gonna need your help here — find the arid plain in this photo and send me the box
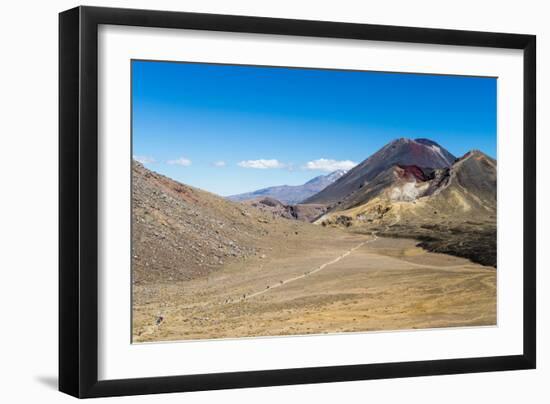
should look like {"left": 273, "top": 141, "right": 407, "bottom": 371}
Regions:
{"left": 133, "top": 231, "right": 495, "bottom": 342}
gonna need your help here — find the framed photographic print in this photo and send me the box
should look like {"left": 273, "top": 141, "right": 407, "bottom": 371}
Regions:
{"left": 59, "top": 6, "right": 536, "bottom": 398}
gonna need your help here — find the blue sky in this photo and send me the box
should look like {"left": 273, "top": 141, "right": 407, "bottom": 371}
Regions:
{"left": 132, "top": 60, "right": 496, "bottom": 196}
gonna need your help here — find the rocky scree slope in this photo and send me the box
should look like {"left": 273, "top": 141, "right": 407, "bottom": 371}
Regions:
{"left": 132, "top": 161, "right": 318, "bottom": 284}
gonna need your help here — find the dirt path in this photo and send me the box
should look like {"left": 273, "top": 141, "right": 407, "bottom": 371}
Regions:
{"left": 240, "top": 234, "right": 379, "bottom": 301}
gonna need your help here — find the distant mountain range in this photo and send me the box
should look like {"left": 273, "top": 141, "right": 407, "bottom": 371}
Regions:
{"left": 227, "top": 170, "right": 346, "bottom": 204}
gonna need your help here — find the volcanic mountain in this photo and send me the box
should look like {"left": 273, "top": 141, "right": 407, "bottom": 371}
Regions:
{"left": 228, "top": 170, "right": 346, "bottom": 205}
{"left": 305, "top": 138, "right": 456, "bottom": 205}
{"left": 317, "top": 150, "right": 497, "bottom": 266}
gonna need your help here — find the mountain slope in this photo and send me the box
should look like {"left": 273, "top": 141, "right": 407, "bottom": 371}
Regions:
{"left": 317, "top": 151, "right": 497, "bottom": 266}
{"left": 241, "top": 197, "right": 328, "bottom": 222}
{"left": 228, "top": 170, "right": 346, "bottom": 204}
{"left": 132, "top": 161, "right": 327, "bottom": 283}
{"left": 305, "top": 138, "right": 456, "bottom": 205}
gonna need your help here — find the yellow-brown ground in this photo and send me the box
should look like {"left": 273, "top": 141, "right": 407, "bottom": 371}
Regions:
{"left": 133, "top": 233, "right": 496, "bottom": 342}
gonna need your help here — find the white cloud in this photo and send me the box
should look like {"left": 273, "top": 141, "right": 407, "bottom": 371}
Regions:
{"left": 133, "top": 155, "right": 155, "bottom": 164}
{"left": 237, "top": 159, "right": 286, "bottom": 169}
{"left": 167, "top": 157, "right": 192, "bottom": 166}
{"left": 212, "top": 160, "right": 226, "bottom": 167}
{"left": 303, "top": 158, "right": 357, "bottom": 172}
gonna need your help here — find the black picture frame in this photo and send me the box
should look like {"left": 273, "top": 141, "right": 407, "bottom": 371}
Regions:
{"left": 59, "top": 5, "right": 536, "bottom": 398}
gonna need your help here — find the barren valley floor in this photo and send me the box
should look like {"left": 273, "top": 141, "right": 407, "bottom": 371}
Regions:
{"left": 132, "top": 232, "right": 496, "bottom": 342}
